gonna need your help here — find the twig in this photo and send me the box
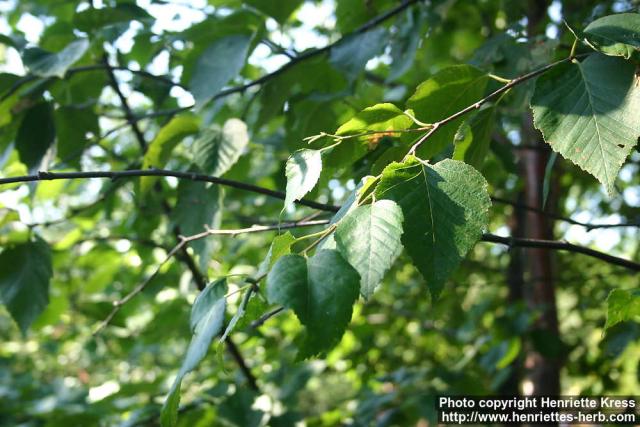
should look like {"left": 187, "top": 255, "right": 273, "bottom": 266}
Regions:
{"left": 0, "top": 169, "right": 340, "bottom": 213}
{"left": 491, "top": 196, "right": 638, "bottom": 230}
{"left": 481, "top": 233, "right": 640, "bottom": 272}
{"left": 103, "top": 55, "right": 148, "bottom": 152}
{"left": 93, "top": 219, "right": 330, "bottom": 334}
{"left": 250, "top": 306, "right": 285, "bottom": 329}
{"left": 406, "top": 55, "right": 584, "bottom": 155}
{"left": 0, "top": 64, "right": 186, "bottom": 103}
{"left": 129, "top": 0, "right": 422, "bottom": 121}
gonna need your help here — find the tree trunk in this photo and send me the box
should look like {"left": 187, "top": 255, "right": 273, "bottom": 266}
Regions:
{"left": 521, "top": 112, "right": 560, "bottom": 396}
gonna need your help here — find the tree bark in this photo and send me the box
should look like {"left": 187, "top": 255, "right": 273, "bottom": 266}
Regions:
{"left": 521, "top": 111, "right": 560, "bottom": 396}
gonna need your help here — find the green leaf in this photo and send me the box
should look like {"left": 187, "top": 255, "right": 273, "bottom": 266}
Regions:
{"left": 0, "top": 237, "right": 52, "bottom": 334}
{"left": 326, "top": 103, "right": 413, "bottom": 169}
{"left": 245, "top": 0, "right": 303, "bottom": 24}
{"left": 284, "top": 149, "right": 322, "bottom": 209}
{"left": 193, "top": 118, "right": 249, "bottom": 176}
{"left": 452, "top": 106, "right": 496, "bottom": 169}
{"left": 55, "top": 105, "right": 99, "bottom": 167}
{"left": 172, "top": 181, "right": 223, "bottom": 269}
{"left": 388, "top": 8, "right": 425, "bottom": 81}
{"left": 161, "top": 279, "right": 228, "bottom": 427}
{"left": 141, "top": 114, "right": 200, "bottom": 194}
{"left": 190, "top": 35, "right": 252, "bottom": 107}
{"left": 335, "top": 200, "right": 404, "bottom": 299}
{"left": 605, "top": 289, "right": 640, "bottom": 330}
{"left": 330, "top": 27, "right": 387, "bottom": 79}
{"left": 583, "top": 13, "right": 640, "bottom": 59}
{"left": 375, "top": 156, "right": 491, "bottom": 297}
{"left": 74, "top": 4, "right": 152, "bottom": 32}
{"left": 531, "top": 54, "right": 640, "bottom": 194}
{"left": 219, "top": 286, "right": 252, "bottom": 342}
{"left": 16, "top": 102, "right": 55, "bottom": 171}
{"left": 22, "top": 39, "right": 89, "bottom": 78}
{"left": 406, "top": 65, "right": 488, "bottom": 159}
{"left": 256, "top": 231, "right": 297, "bottom": 277}
{"left": 266, "top": 250, "right": 360, "bottom": 357}
{"left": 336, "top": 103, "right": 413, "bottom": 141}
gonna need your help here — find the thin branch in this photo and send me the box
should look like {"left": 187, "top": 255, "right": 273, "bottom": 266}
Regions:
{"left": 0, "top": 169, "right": 340, "bottom": 213}
{"left": 103, "top": 55, "right": 148, "bottom": 152}
{"left": 0, "top": 64, "right": 185, "bottom": 103}
{"left": 250, "top": 306, "right": 285, "bottom": 329}
{"left": 129, "top": 0, "right": 422, "bottom": 121}
{"left": 182, "top": 219, "right": 329, "bottom": 241}
{"left": 491, "top": 196, "right": 638, "bottom": 230}
{"left": 481, "top": 233, "right": 640, "bottom": 272}
{"left": 224, "top": 337, "right": 259, "bottom": 392}
{"left": 407, "top": 55, "right": 582, "bottom": 155}
{"left": 93, "top": 219, "right": 330, "bottom": 334}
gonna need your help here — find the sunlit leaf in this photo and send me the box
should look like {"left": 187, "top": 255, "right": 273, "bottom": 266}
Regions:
{"left": 284, "top": 149, "right": 322, "bottom": 209}
{"left": 531, "top": 53, "right": 640, "bottom": 194}
{"left": 335, "top": 200, "right": 404, "bottom": 299}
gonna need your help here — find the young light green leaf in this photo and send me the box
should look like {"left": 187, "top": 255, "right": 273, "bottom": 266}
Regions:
{"left": 172, "top": 181, "right": 223, "bottom": 270}
{"left": 325, "top": 103, "right": 413, "bottom": 169}
{"left": 284, "top": 149, "right": 322, "bottom": 209}
{"left": 16, "top": 102, "right": 55, "bottom": 172}
{"left": 335, "top": 200, "right": 404, "bottom": 299}
{"left": 266, "top": 250, "right": 360, "bottom": 358}
{"left": 406, "top": 65, "right": 488, "bottom": 159}
{"left": 0, "top": 237, "right": 52, "bottom": 335}
{"left": 161, "top": 279, "right": 227, "bottom": 427}
{"left": 375, "top": 156, "right": 491, "bottom": 298}
{"left": 193, "top": 118, "right": 249, "bottom": 176}
{"left": 22, "top": 39, "right": 89, "bottom": 78}
{"left": 605, "top": 289, "right": 640, "bottom": 330}
{"left": 452, "top": 106, "right": 496, "bottom": 169}
{"left": 190, "top": 35, "right": 252, "bottom": 107}
{"left": 256, "top": 231, "right": 297, "bottom": 277}
{"left": 330, "top": 27, "right": 386, "bottom": 79}
{"left": 141, "top": 113, "right": 200, "bottom": 194}
{"left": 583, "top": 13, "right": 640, "bottom": 59}
{"left": 531, "top": 54, "right": 640, "bottom": 195}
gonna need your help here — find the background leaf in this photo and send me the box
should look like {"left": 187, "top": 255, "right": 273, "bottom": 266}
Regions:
{"left": 0, "top": 236, "right": 52, "bottom": 334}
{"left": 330, "top": 28, "right": 387, "bottom": 79}
{"left": 141, "top": 114, "right": 200, "bottom": 193}
{"left": 16, "top": 101, "right": 55, "bottom": 171}
{"left": 190, "top": 35, "right": 252, "bottom": 107}
{"left": 172, "top": 181, "right": 223, "bottom": 269}
{"left": 22, "top": 39, "right": 89, "bottom": 78}
{"left": 162, "top": 279, "right": 228, "bottom": 427}
{"left": 193, "top": 118, "right": 249, "bottom": 176}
